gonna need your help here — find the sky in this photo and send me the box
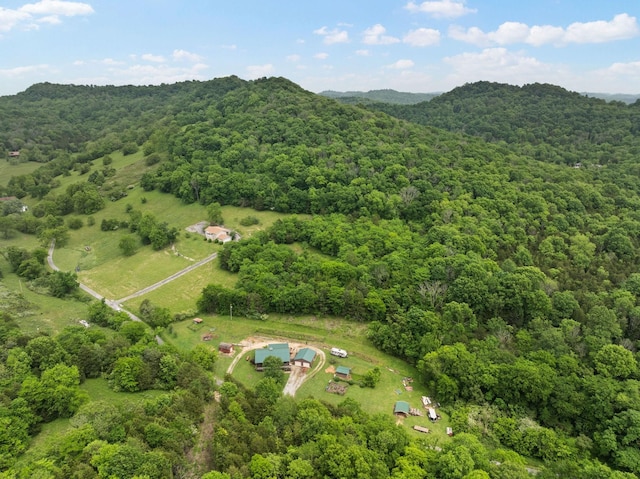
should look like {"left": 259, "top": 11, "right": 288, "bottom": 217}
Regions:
{"left": 1, "top": 0, "right": 639, "bottom": 97}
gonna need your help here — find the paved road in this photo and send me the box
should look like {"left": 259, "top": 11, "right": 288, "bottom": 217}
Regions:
{"left": 49, "top": 240, "right": 218, "bottom": 345}
{"left": 115, "top": 251, "right": 218, "bottom": 303}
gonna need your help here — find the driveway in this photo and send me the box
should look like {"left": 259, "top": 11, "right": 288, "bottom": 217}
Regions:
{"left": 228, "top": 337, "right": 326, "bottom": 397}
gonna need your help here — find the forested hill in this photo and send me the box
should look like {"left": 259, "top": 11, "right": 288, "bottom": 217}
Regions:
{"left": 320, "top": 88, "right": 439, "bottom": 104}
{"left": 0, "top": 77, "right": 246, "bottom": 159}
{"left": 6, "top": 77, "right": 640, "bottom": 476}
{"left": 365, "top": 81, "right": 640, "bottom": 166}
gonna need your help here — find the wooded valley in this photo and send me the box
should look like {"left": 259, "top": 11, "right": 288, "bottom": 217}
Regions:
{"left": 1, "top": 77, "right": 640, "bottom": 478}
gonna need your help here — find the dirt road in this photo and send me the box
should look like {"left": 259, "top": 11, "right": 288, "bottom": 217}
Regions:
{"left": 228, "top": 337, "right": 326, "bottom": 397}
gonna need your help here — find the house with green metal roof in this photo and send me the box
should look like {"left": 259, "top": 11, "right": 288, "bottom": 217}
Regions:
{"left": 254, "top": 343, "right": 291, "bottom": 370}
{"left": 394, "top": 401, "right": 410, "bottom": 417}
{"left": 335, "top": 365, "right": 351, "bottom": 379}
{"left": 293, "top": 348, "right": 316, "bottom": 367}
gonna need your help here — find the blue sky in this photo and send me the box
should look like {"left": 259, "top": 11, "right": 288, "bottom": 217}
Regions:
{"left": 1, "top": 0, "right": 639, "bottom": 96}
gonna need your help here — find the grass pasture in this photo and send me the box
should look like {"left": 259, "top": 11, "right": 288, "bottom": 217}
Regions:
{"left": 0, "top": 159, "right": 40, "bottom": 187}
{"left": 162, "top": 313, "right": 452, "bottom": 441}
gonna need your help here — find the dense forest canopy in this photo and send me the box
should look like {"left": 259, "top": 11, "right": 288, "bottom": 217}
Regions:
{"left": 2, "top": 76, "right": 640, "bottom": 477}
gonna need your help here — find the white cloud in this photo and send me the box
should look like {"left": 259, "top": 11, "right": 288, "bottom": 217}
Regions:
{"left": 141, "top": 53, "right": 165, "bottom": 63}
{"left": 0, "top": 8, "right": 32, "bottom": 32}
{"left": 100, "top": 58, "right": 124, "bottom": 65}
{"left": 605, "top": 60, "right": 640, "bottom": 75}
{"left": 286, "top": 54, "right": 301, "bottom": 62}
{"left": 0, "top": 1, "right": 92, "bottom": 33}
{"left": 314, "top": 25, "right": 349, "bottom": 44}
{"left": 38, "top": 14, "right": 61, "bottom": 24}
{"left": 0, "top": 63, "right": 51, "bottom": 77}
{"left": 388, "top": 59, "right": 415, "bottom": 69}
{"left": 362, "top": 24, "right": 400, "bottom": 45}
{"left": 443, "top": 47, "right": 565, "bottom": 86}
{"left": 355, "top": 49, "right": 370, "bottom": 56}
{"left": 405, "top": 0, "right": 476, "bottom": 19}
{"left": 565, "top": 13, "right": 639, "bottom": 43}
{"left": 19, "top": 0, "right": 93, "bottom": 16}
{"left": 450, "top": 13, "right": 639, "bottom": 46}
{"left": 246, "top": 64, "right": 274, "bottom": 79}
{"left": 221, "top": 44, "right": 237, "bottom": 50}
{"left": 403, "top": 28, "right": 440, "bottom": 46}
{"left": 314, "top": 52, "right": 329, "bottom": 60}
{"left": 172, "top": 49, "right": 203, "bottom": 63}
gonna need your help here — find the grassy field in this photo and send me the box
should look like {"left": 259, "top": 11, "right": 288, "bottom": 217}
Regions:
{"left": 0, "top": 159, "right": 40, "bottom": 187}
{"left": 162, "top": 313, "right": 452, "bottom": 441}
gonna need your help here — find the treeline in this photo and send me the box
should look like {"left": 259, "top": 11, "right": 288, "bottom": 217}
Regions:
{"left": 196, "top": 378, "right": 632, "bottom": 479}
{"left": 0, "top": 303, "right": 216, "bottom": 475}
{"left": 366, "top": 81, "right": 640, "bottom": 168}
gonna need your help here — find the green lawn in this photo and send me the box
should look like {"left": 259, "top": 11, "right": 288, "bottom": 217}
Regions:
{"left": 124, "top": 257, "right": 238, "bottom": 314}
{"left": 0, "top": 159, "right": 40, "bottom": 187}
{"left": 161, "top": 313, "right": 452, "bottom": 442}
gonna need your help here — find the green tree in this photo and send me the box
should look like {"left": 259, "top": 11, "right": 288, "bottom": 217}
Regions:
{"left": 207, "top": 202, "right": 224, "bottom": 225}
{"left": 109, "top": 356, "right": 151, "bottom": 392}
{"left": 118, "top": 234, "right": 139, "bottom": 256}
{"left": 594, "top": 344, "right": 637, "bottom": 379}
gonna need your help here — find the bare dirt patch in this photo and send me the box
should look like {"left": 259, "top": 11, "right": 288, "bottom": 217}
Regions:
{"left": 325, "top": 365, "right": 336, "bottom": 374}
{"left": 227, "top": 336, "right": 326, "bottom": 397}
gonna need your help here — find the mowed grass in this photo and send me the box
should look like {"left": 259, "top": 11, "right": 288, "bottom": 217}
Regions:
{"left": 161, "top": 313, "right": 452, "bottom": 441}
{"left": 0, "top": 160, "right": 40, "bottom": 187}
{"left": 124, "top": 257, "right": 237, "bottom": 314}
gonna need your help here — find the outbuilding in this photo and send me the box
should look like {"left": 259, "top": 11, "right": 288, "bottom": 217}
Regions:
{"left": 293, "top": 347, "right": 316, "bottom": 368}
{"left": 218, "top": 342, "right": 234, "bottom": 354}
{"left": 394, "top": 401, "right": 410, "bottom": 417}
{"left": 335, "top": 365, "right": 352, "bottom": 380}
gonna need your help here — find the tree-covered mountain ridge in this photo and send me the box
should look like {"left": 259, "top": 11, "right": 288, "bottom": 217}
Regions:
{"left": 362, "top": 81, "right": 640, "bottom": 168}
{"left": 5, "top": 76, "right": 640, "bottom": 476}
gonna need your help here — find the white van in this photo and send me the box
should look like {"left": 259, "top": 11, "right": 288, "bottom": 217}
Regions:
{"left": 330, "top": 347, "right": 348, "bottom": 358}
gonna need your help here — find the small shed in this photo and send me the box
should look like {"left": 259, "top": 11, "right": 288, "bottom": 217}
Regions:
{"left": 193, "top": 317, "right": 203, "bottom": 324}
{"left": 218, "top": 342, "right": 234, "bottom": 354}
{"left": 335, "top": 365, "right": 352, "bottom": 380}
{"left": 394, "top": 401, "right": 410, "bottom": 417}
{"left": 413, "top": 425, "right": 430, "bottom": 434}
{"left": 8, "top": 151, "right": 20, "bottom": 158}
{"left": 293, "top": 347, "right": 316, "bottom": 367}
{"left": 446, "top": 427, "right": 454, "bottom": 437}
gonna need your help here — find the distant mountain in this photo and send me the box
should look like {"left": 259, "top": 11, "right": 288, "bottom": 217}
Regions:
{"left": 582, "top": 92, "right": 640, "bottom": 104}
{"left": 320, "top": 88, "right": 440, "bottom": 105}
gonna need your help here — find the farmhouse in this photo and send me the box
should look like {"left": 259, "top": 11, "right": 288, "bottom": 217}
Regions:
{"left": 254, "top": 343, "right": 291, "bottom": 371}
{"left": 293, "top": 347, "right": 316, "bottom": 368}
{"left": 205, "top": 225, "right": 232, "bottom": 243}
{"left": 335, "top": 365, "right": 351, "bottom": 380}
{"left": 394, "top": 401, "right": 410, "bottom": 417}
{"left": 0, "top": 196, "right": 28, "bottom": 212}
{"left": 218, "top": 342, "right": 234, "bottom": 354}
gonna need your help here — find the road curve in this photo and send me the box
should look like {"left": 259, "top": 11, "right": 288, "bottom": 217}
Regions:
{"left": 48, "top": 240, "right": 217, "bottom": 345}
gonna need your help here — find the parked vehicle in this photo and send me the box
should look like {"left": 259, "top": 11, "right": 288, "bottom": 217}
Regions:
{"left": 330, "top": 347, "right": 348, "bottom": 358}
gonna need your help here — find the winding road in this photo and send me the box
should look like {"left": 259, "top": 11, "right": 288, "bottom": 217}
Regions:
{"left": 47, "top": 240, "right": 218, "bottom": 344}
